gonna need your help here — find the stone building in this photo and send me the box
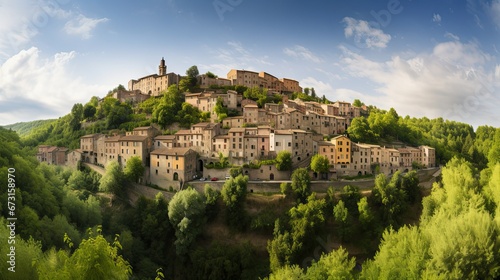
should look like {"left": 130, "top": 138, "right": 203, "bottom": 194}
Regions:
{"left": 128, "top": 58, "right": 180, "bottom": 96}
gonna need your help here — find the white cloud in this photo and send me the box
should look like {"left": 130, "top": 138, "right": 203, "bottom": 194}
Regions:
{"left": 338, "top": 42, "right": 500, "bottom": 127}
{"left": 444, "top": 32, "right": 460, "bottom": 41}
{"left": 283, "top": 45, "right": 322, "bottom": 63}
{"left": 485, "top": 0, "right": 500, "bottom": 28}
{"left": 433, "top": 13, "right": 442, "bottom": 23}
{"left": 495, "top": 64, "right": 500, "bottom": 78}
{"left": 300, "top": 77, "right": 334, "bottom": 94}
{"left": 0, "top": 48, "right": 109, "bottom": 125}
{"left": 64, "top": 14, "right": 109, "bottom": 39}
{"left": 342, "top": 17, "right": 391, "bottom": 49}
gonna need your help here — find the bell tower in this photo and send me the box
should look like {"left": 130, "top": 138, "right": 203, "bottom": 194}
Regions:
{"left": 159, "top": 57, "right": 166, "bottom": 75}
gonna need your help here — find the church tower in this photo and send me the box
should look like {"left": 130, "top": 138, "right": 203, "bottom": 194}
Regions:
{"left": 159, "top": 57, "right": 166, "bottom": 76}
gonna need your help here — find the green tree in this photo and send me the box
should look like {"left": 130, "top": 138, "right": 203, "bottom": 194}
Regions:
{"left": 358, "top": 197, "right": 374, "bottom": 229}
{"left": 221, "top": 175, "right": 249, "bottom": 229}
{"left": 205, "top": 71, "right": 217, "bottom": 78}
{"left": 353, "top": 99, "right": 364, "bottom": 107}
{"left": 168, "top": 188, "right": 206, "bottom": 255}
{"left": 99, "top": 161, "right": 126, "bottom": 196}
{"left": 82, "top": 104, "right": 96, "bottom": 121}
{"left": 347, "top": 117, "right": 375, "bottom": 143}
{"left": 124, "top": 156, "right": 145, "bottom": 183}
{"left": 371, "top": 172, "right": 408, "bottom": 226}
{"left": 70, "top": 103, "right": 83, "bottom": 131}
{"left": 306, "top": 247, "right": 356, "bottom": 280}
{"left": 269, "top": 265, "right": 306, "bottom": 280}
{"left": 290, "top": 168, "right": 311, "bottom": 203}
{"left": 333, "top": 200, "right": 350, "bottom": 241}
{"left": 310, "top": 154, "right": 329, "bottom": 179}
{"left": 275, "top": 150, "right": 292, "bottom": 171}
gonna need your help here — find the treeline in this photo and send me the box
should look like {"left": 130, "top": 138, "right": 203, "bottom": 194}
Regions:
{"left": 347, "top": 107, "right": 500, "bottom": 167}
{"left": 268, "top": 158, "right": 500, "bottom": 279}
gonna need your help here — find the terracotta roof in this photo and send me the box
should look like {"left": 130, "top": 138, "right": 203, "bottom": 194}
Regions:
{"left": 151, "top": 147, "right": 193, "bottom": 156}
{"left": 228, "top": 127, "right": 246, "bottom": 132}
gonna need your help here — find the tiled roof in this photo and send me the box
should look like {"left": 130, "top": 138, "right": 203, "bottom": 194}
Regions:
{"left": 151, "top": 147, "right": 193, "bottom": 156}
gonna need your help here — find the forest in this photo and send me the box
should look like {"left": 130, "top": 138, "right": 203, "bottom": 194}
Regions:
{"left": 1, "top": 82, "right": 500, "bottom": 278}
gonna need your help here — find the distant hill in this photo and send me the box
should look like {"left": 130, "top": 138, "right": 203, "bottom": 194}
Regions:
{"left": 2, "top": 119, "right": 57, "bottom": 138}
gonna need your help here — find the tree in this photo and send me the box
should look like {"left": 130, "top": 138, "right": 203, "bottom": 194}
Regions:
{"left": 70, "top": 103, "right": 83, "bottom": 131}
{"left": 371, "top": 172, "right": 408, "bottom": 226}
{"left": 310, "top": 87, "right": 316, "bottom": 98}
{"left": 82, "top": 104, "right": 96, "bottom": 121}
{"left": 168, "top": 188, "right": 206, "bottom": 255}
{"left": 205, "top": 71, "right": 217, "bottom": 78}
{"left": 186, "top": 65, "right": 199, "bottom": 79}
{"left": 290, "top": 168, "right": 311, "bottom": 203}
{"left": 275, "top": 151, "right": 292, "bottom": 171}
{"left": 41, "top": 229, "right": 132, "bottom": 280}
{"left": 106, "top": 103, "right": 133, "bottom": 129}
{"left": 221, "top": 175, "right": 249, "bottom": 229}
{"left": 353, "top": 99, "right": 364, "bottom": 107}
{"left": 306, "top": 247, "right": 356, "bottom": 280}
{"left": 358, "top": 197, "right": 374, "bottom": 228}
{"left": 303, "top": 88, "right": 310, "bottom": 95}
{"left": 99, "top": 161, "right": 126, "bottom": 196}
{"left": 310, "top": 154, "right": 329, "bottom": 179}
{"left": 333, "top": 200, "right": 350, "bottom": 241}
{"left": 124, "top": 156, "right": 145, "bottom": 183}
{"left": 347, "top": 117, "right": 375, "bottom": 143}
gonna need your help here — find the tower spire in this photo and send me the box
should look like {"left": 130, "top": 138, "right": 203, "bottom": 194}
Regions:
{"left": 159, "top": 57, "right": 166, "bottom": 75}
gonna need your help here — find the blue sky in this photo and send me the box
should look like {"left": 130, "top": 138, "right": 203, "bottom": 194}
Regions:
{"left": 1, "top": 0, "right": 499, "bottom": 128}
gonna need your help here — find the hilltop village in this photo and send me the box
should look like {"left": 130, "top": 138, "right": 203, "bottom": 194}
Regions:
{"left": 37, "top": 58, "right": 435, "bottom": 188}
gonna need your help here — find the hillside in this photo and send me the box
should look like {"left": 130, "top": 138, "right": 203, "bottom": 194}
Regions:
{"left": 2, "top": 119, "right": 56, "bottom": 138}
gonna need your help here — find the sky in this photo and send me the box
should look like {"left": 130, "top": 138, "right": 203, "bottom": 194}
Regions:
{"left": 0, "top": 0, "right": 499, "bottom": 128}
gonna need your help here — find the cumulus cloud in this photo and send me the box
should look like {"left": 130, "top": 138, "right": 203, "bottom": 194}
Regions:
{"left": 300, "top": 77, "right": 334, "bottom": 94}
{"left": 433, "top": 13, "right": 442, "bottom": 23}
{"left": 283, "top": 45, "right": 322, "bottom": 63}
{"left": 0, "top": 48, "right": 109, "bottom": 125}
{"left": 342, "top": 17, "right": 391, "bottom": 49}
{"left": 338, "top": 41, "right": 500, "bottom": 127}
{"left": 64, "top": 14, "right": 109, "bottom": 39}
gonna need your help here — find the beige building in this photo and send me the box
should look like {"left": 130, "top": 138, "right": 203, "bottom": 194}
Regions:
{"left": 112, "top": 89, "right": 150, "bottom": 104}
{"left": 104, "top": 135, "right": 122, "bottom": 164}
{"left": 80, "top": 133, "right": 103, "bottom": 164}
{"left": 198, "top": 74, "right": 231, "bottom": 88}
{"left": 67, "top": 149, "right": 83, "bottom": 168}
{"left": 259, "top": 72, "right": 285, "bottom": 92}
{"left": 318, "top": 141, "right": 336, "bottom": 166}
{"left": 420, "top": 145, "right": 436, "bottom": 167}
{"left": 36, "top": 145, "right": 68, "bottom": 165}
{"left": 352, "top": 143, "right": 372, "bottom": 175}
{"left": 119, "top": 135, "right": 150, "bottom": 167}
{"left": 227, "top": 69, "right": 263, "bottom": 88}
{"left": 280, "top": 78, "right": 302, "bottom": 93}
{"left": 150, "top": 147, "right": 197, "bottom": 187}
{"left": 128, "top": 58, "right": 180, "bottom": 97}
